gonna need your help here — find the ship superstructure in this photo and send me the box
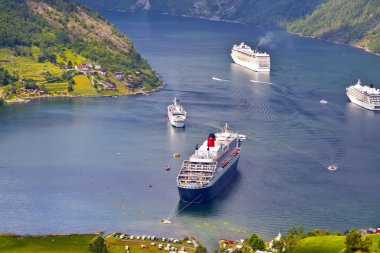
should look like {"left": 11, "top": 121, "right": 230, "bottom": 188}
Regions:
{"left": 167, "top": 97, "right": 187, "bottom": 127}
{"left": 177, "top": 123, "right": 245, "bottom": 203}
{"left": 346, "top": 80, "right": 380, "bottom": 111}
{"left": 231, "top": 42, "right": 270, "bottom": 72}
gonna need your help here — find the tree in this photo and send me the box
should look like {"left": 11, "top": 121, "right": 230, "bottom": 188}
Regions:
{"left": 88, "top": 234, "right": 107, "bottom": 253}
{"left": 40, "top": 84, "right": 47, "bottom": 93}
{"left": 285, "top": 226, "right": 305, "bottom": 252}
{"left": 0, "top": 67, "right": 17, "bottom": 86}
{"left": 244, "top": 233, "right": 265, "bottom": 251}
{"left": 344, "top": 229, "right": 372, "bottom": 253}
{"left": 272, "top": 237, "right": 286, "bottom": 253}
{"left": 195, "top": 245, "right": 207, "bottom": 253}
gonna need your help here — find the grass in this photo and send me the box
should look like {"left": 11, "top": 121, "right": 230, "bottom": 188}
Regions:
{"left": 291, "top": 234, "right": 380, "bottom": 253}
{"left": 0, "top": 48, "right": 64, "bottom": 81}
{"left": 291, "top": 235, "right": 345, "bottom": 253}
{"left": 56, "top": 49, "right": 87, "bottom": 66}
{"left": 105, "top": 234, "right": 197, "bottom": 253}
{"left": 0, "top": 234, "right": 97, "bottom": 253}
{"left": 42, "top": 82, "right": 68, "bottom": 92}
{"left": 369, "top": 234, "right": 380, "bottom": 252}
{"left": 73, "top": 75, "right": 99, "bottom": 96}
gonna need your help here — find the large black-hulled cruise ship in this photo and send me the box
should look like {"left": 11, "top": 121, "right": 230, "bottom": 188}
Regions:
{"left": 176, "top": 123, "right": 245, "bottom": 203}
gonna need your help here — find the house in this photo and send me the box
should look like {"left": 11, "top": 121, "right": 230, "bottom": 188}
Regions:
{"left": 377, "top": 227, "right": 380, "bottom": 234}
{"left": 94, "top": 64, "right": 102, "bottom": 70}
{"left": 114, "top": 72, "right": 125, "bottom": 79}
{"left": 75, "top": 64, "right": 89, "bottom": 71}
{"left": 99, "top": 69, "right": 107, "bottom": 76}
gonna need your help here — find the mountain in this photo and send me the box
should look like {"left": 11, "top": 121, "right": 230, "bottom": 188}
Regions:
{"left": 0, "top": 0, "right": 161, "bottom": 103}
{"left": 288, "top": 0, "right": 380, "bottom": 54}
{"left": 77, "top": 0, "right": 323, "bottom": 26}
{"left": 76, "top": 0, "right": 380, "bottom": 55}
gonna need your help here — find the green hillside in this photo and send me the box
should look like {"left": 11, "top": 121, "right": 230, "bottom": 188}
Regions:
{"left": 0, "top": 0, "right": 162, "bottom": 103}
{"left": 289, "top": 234, "right": 380, "bottom": 253}
{"left": 76, "top": 0, "right": 380, "bottom": 55}
{"left": 289, "top": 0, "right": 380, "bottom": 54}
{"left": 77, "top": 0, "right": 323, "bottom": 26}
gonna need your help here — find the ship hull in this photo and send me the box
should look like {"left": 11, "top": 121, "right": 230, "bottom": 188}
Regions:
{"left": 169, "top": 118, "right": 185, "bottom": 128}
{"left": 178, "top": 156, "right": 239, "bottom": 203}
{"left": 231, "top": 53, "right": 270, "bottom": 72}
{"left": 347, "top": 93, "right": 380, "bottom": 111}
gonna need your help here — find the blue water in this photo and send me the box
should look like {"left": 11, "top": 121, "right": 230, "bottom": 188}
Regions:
{"left": 1, "top": 12, "right": 380, "bottom": 249}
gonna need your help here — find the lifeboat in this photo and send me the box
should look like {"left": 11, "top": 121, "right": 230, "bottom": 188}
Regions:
{"left": 221, "top": 160, "right": 229, "bottom": 168}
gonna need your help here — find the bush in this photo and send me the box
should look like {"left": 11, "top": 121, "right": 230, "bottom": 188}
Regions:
{"left": 244, "top": 233, "right": 265, "bottom": 251}
{"left": 344, "top": 229, "right": 371, "bottom": 253}
{"left": 88, "top": 234, "right": 107, "bottom": 253}
{"left": 195, "top": 245, "right": 207, "bottom": 253}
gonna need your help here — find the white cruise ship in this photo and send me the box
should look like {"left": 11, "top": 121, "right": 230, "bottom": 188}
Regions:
{"left": 346, "top": 80, "right": 380, "bottom": 111}
{"left": 167, "top": 97, "right": 187, "bottom": 127}
{"left": 177, "top": 123, "right": 245, "bottom": 203}
{"left": 231, "top": 42, "right": 270, "bottom": 72}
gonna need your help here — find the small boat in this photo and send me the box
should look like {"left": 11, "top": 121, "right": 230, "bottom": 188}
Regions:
{"left": 320, "top": 99, "right": 328, "bottom": 104}
{"left": 173, "top": 152, "right": 181, "bottom": 158}
{"left": 165, "top": 165, "right": 171, "bottom": 171}
{"left": 161, "top": 219, "right": 172, "bottom": 224}
{"left": 327, "top": 164, "right": 337, "bottom": 171}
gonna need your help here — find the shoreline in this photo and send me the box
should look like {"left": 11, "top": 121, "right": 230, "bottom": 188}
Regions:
{"left": 288, "top": 31, "right": 380, "bottom": 58}
{"left": 2, "top": 83, "right": 165, "bottom": 105}
{"left": 109, "top": 9, "right": 379, "bottom": 57}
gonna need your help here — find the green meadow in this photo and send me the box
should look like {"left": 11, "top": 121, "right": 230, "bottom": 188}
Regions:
{"left": 290, "top": 234, "right": 380, "bottom": 253}
{"left": 0, "top": 234, "right": 98, "bottom": 253}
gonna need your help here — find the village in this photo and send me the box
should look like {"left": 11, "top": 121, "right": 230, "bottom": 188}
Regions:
{"left": 7, "top": 62, "right": 148, "bottom": 102}
{"left": 73, "top": 62, "right": 144, "bottom": 93}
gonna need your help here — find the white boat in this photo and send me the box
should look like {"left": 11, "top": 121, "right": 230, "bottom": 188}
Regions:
{"left": 167, "top": 97, "right": 187, "bottom": 127}
{"left": 231, "top": 42, "right": 270, "bottom": 72}
{"left": 346, "top": 80, "right": 380, "bottom": 111}
{"left": 320, "top": 99, "right": 328, "bottom": 104}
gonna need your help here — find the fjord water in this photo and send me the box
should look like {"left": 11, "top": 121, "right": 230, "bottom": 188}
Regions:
{"left": 1, "top": 12, "right": 380, "bottom": 248}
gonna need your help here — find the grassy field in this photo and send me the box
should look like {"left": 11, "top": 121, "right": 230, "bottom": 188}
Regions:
{"left": 0, "top": 48, "right": 64, "bottom": 81}
{"left": 291, "top": 235, "right": 345, "bottom": 253}
{"left": 291, "top": 234, "right": 380, "bottom": 253}
{"left": 369, "top": 234, "right": 380, "bottom": 252}
{"left": 56, "top": 49, "right": 87, "bottom": 66}
{"left": 73, "top": 75, "right": 99, "bottom": 96}
{"left": 106, "top": 234, "right": 197, "bottom": 253}
{"left": 0, "top": 234, "right": 97, "bottom": 253}
{"left": 43, "top": 82, "right": 68, "bottom": 93}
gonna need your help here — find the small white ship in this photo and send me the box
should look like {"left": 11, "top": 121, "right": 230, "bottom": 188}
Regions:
{"left": 346, "top": 80, "right": 380, "bottom": 111}
{"left": 231, "top": 42, "right": 270, "bottom": 72}
{"left": 167, "top": 97, "right": 187, "bottom": 127}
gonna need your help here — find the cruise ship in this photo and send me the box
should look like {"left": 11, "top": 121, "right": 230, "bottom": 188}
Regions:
{"left": 231, "top": 42, "right": 270, "bottom": 72}
{"left": 346, "top": 80, "right": 380, "bottom": 111}
{"left": 167, "top": 97, "right": 187, "bottom": 127}
{"left": 177, "top": 123, "right": 245, "bottom": 203}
